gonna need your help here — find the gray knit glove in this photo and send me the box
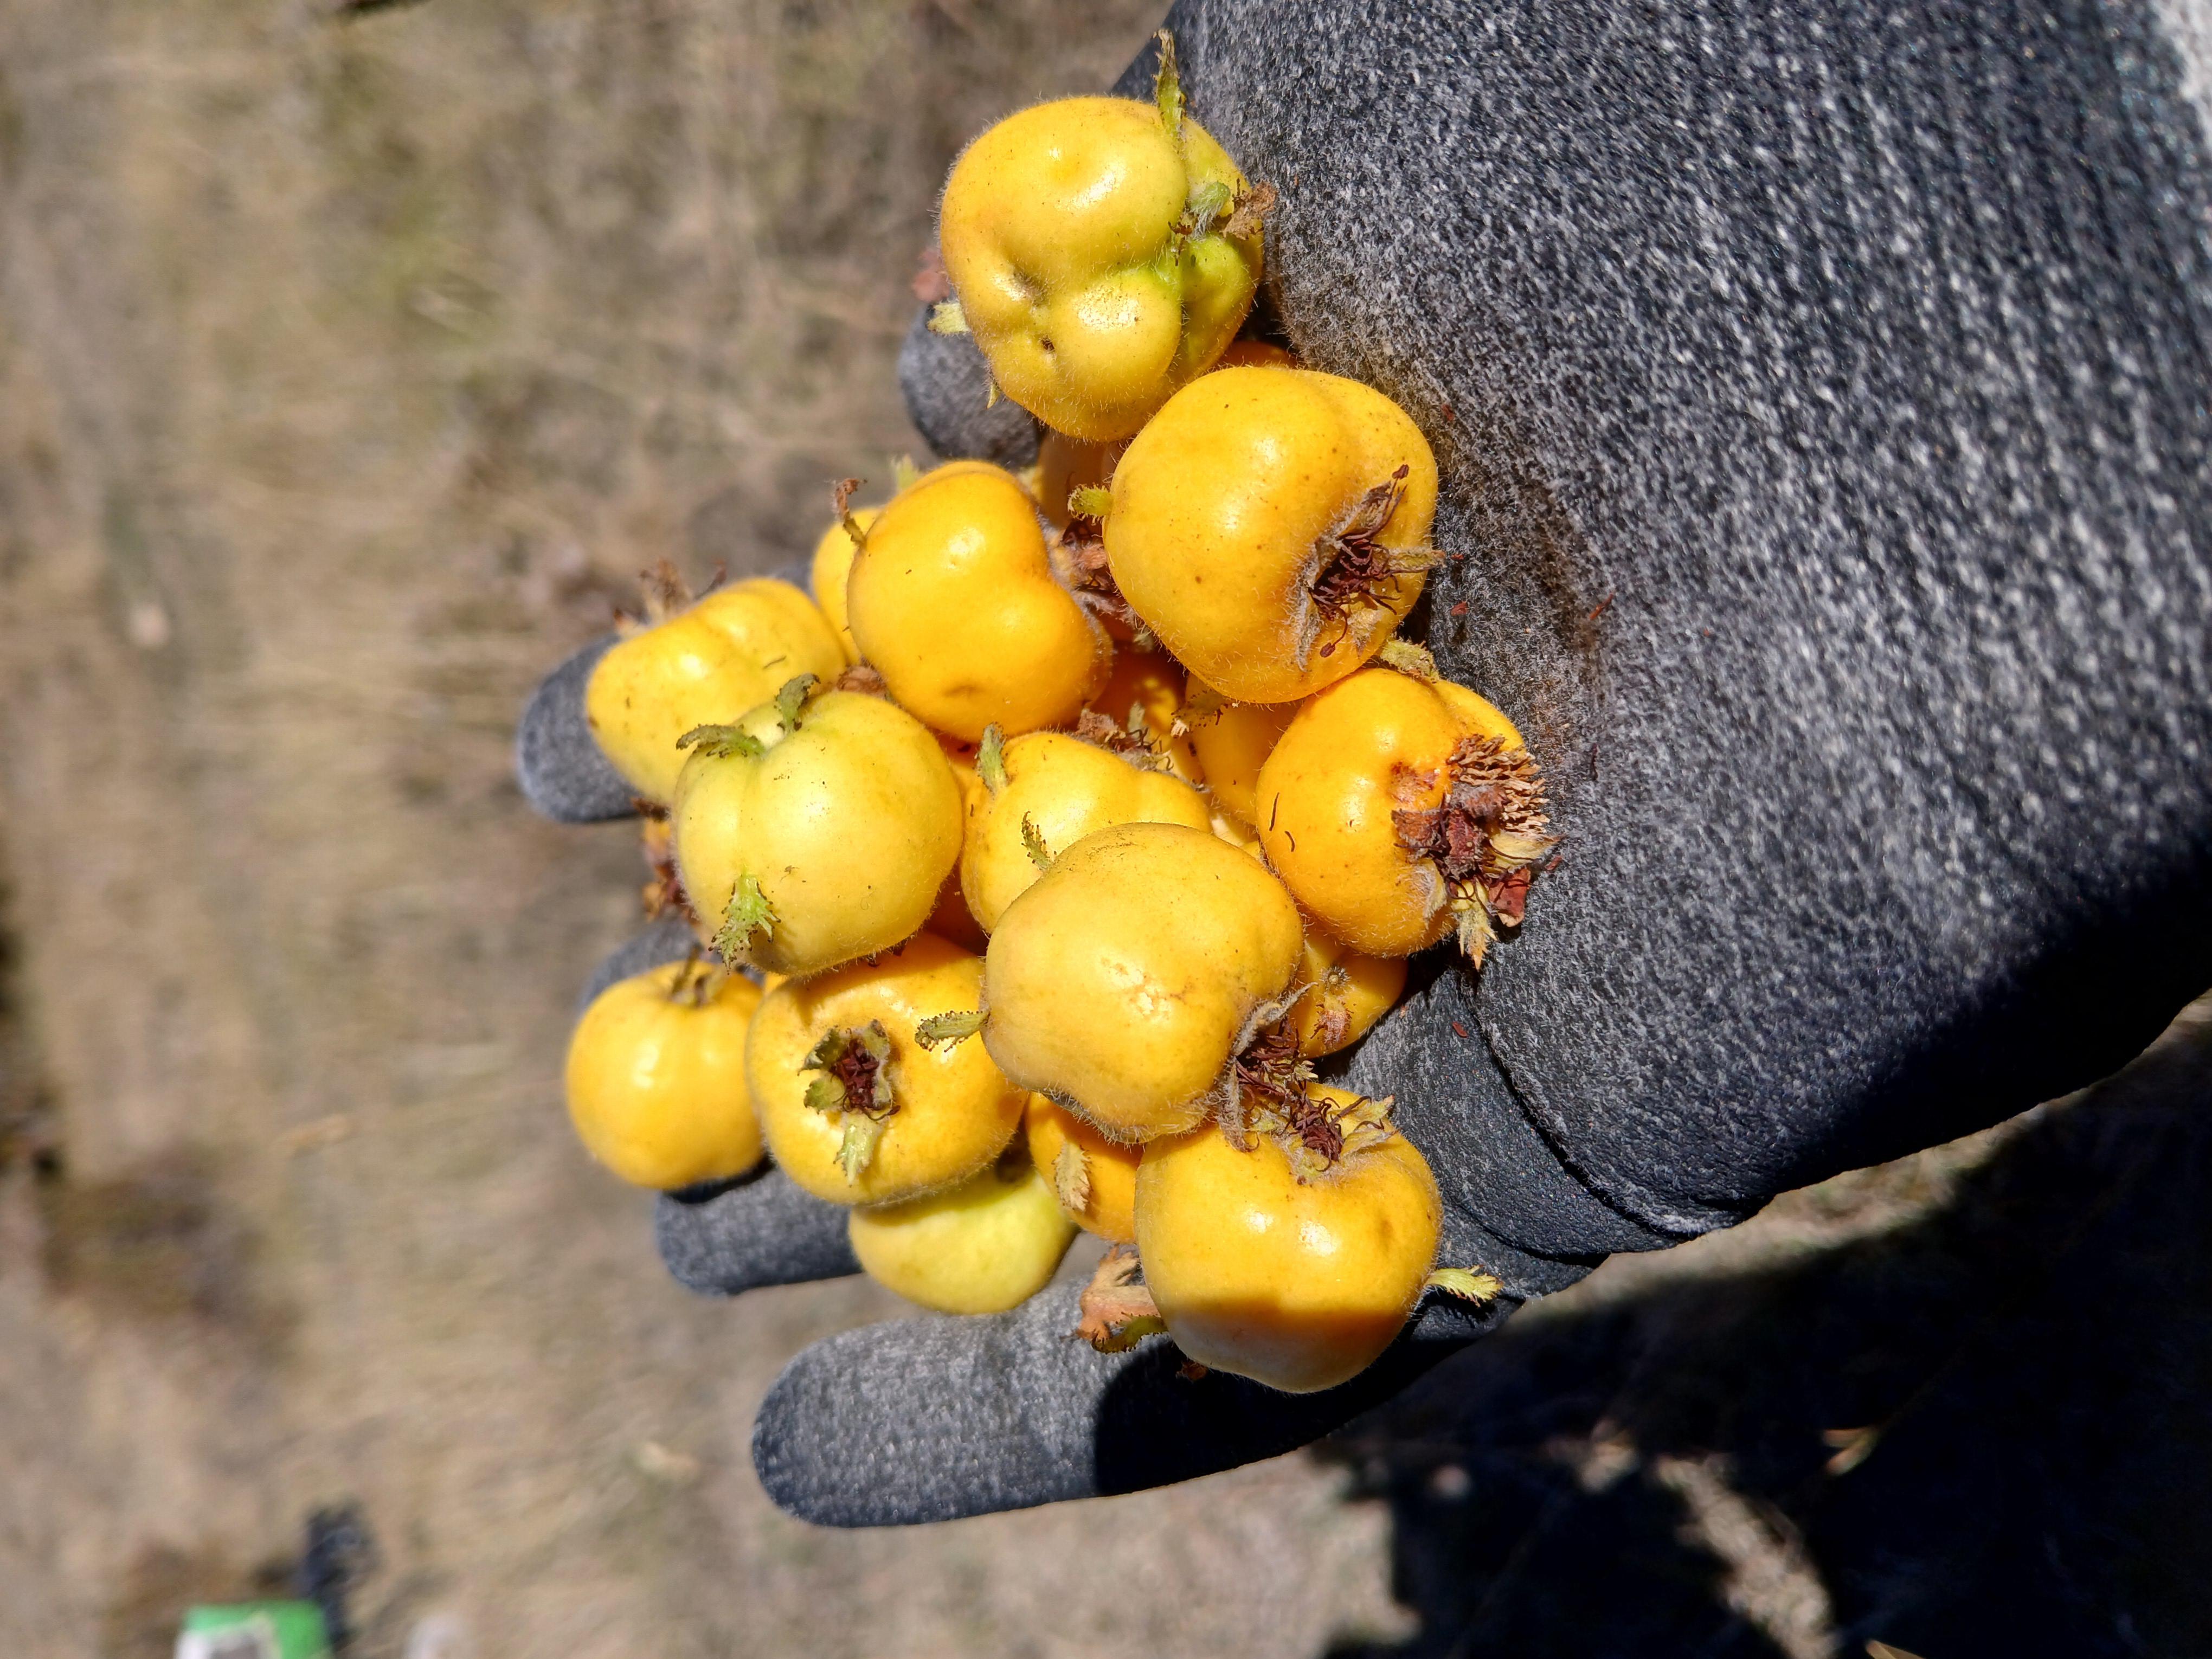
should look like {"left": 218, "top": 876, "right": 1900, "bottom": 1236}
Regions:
{"left": 519, "top": 0, "right": 2212, "bottom": 1523}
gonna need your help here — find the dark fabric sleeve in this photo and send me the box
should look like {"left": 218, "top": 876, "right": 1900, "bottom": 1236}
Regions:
{"left": 1078, "top": 0, "right": 2212, "bottom": 1264}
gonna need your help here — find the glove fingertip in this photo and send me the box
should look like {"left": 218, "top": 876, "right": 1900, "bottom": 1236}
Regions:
{"left": 516, "top": 634, "right": 637, "bottom": 824}
{"left": 897, "top": 306, "right": 1042, "bottom": 468}
{"left": 654, "top": 1168, "right": 860, "bottom": 1296}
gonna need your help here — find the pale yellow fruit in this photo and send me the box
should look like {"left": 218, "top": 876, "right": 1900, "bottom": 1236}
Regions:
{"left": 809, "top": 506, "right": 879, "bottom": 665}
{"left": 962, "top": 730, "right": 1211, "bottom": 933}
{"left": 586, "top": 578, "right": 845, "bottom": 803}
{"left": 847, "top": 1156, "right": 1076, "bottom": 1314}
{"left": 748, "top": 934, "right": 1024, "bottom": 1206}
{"left": 939, "top": 97, "right": 1261, "bottom": 442}
{"left": 672, "top": 688, "right": 962, "bottom": 978}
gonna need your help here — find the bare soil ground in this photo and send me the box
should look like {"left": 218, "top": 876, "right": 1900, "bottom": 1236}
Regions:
{"left": 3, "top": 4, "right": 2206, "bottom": 1657}
{"left": 0, "top": 3, "right": 1414, "bottom": 1653}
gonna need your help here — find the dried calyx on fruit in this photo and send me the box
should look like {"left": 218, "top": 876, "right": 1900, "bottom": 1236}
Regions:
{"left": 748, "top": 935, "right": 1022, "bottom": 1206}
{"left": 799, "top": 1020, "right": 897, "bottom": 1181}
{"left": 1391, "top": 731, "right": 1557, "bottom": 966}
{"left": 1303, "top": 466, "right": 1441, "bottom": 667}
{"left": 1215, "top": 1024, "right": 1397, "bottom": 1181}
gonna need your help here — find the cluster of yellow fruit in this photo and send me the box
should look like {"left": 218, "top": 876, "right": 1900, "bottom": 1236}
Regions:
{"left": 562, "top": 40, "right": 1548, "bottom": 1393}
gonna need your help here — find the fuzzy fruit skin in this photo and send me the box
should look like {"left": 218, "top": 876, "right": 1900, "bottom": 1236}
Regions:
{"left": 1024, "top": 1093, "right": 1140, "bottom": 1242}
{"left": 962, "top": 731, "right": 1212, "bottom": 931}
{"left": 564, "top": 963, "right": 764, "bottom": 1190}
{"left": 982, "top": 821, "right": 1304, "bottom": 1142}
{"left": 1105, "top": 368, "right": 1439, "bottom": 702}
{"left": 1289, "top": 933, "right": 1408, "bottom": 1058}
{"left": 1186, "top": 688, "right": 1298, "bottom": 828}
{"left": 847, "top": 462, "right": 1111, "bottom": 742}
{"left": 672, "top": 690, "right": 962, "bottom": 977}
{"left": 940, "top": 97, "right": 1261, "bottom": 442}
{"left": 1136, "top": 1092, "right": 1442, "bottom": 1393}
{"left": 586, "top": 579, "right": 846, "bottom": 804}
{"left": 1256, "top": 669, "right": 1523, "bottom": 956}
{"left": 1085, "top": 648, "right": 1203, "bottom": 785}
{"left": 847, "top": 1156, "right": 1075, "bottom": 1314}
{"left": 749, "top": 934, "right": 1024, "bottom": 1206}
{"left": 809, "top": 506, "right": 879, "bottom": 666}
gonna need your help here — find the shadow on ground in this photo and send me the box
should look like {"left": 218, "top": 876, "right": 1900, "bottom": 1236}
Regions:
{"left": 1320, "top": 1006, "right": 2212, "bottom": 1659}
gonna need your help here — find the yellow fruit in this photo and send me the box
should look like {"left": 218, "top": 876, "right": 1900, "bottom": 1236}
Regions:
{"left": 1136, "top": 1085, "right": 1441, "bottom": 1393}
{"left": 586, "top": 578, "right": 846, "bottom": 804}
{"left": 847, "top": 1153, "right": 1076, "bottom": 1314}
{"left": 938, "top": 94, "right": 1262, "bottom": 442}
{"left": 809, "top": 506, "right": 879, "bottom": 665}
{"left": 962, "top": 729, "right": 1212, "bottom": 933}
{"left": 847, "top": 462, "right": 1111, "bottom": 742}
{"left": 981, "top": 821, "right": 1303, "bottom": 1142}
{"left": 1024, "top": 1094, "right": 1140, "bottom": 1242}
{"left": 1036, "top": 431, "right": 1124, "bottom": 532}
{"left": 1184, "top": 685, "right": 1297, "bottom": 828}
{"left": 1104, "top": 366, "right": 1439, "bottom": 702}
{"left": 925, "top": 744, "right": 991, "bottom": 952}
{"left": 564, "top": 959, "right": 765, "bottom": 1190}
{"left": 1084, "top": 647, "right": 1203, "bottom": 785}
{"left": 1212, "top": 338, "right": 1295, "bottom": 370}
{"left": 1255, "top": 666, "right": 1539, "bottom": 957}
{"left": 672, "top": 685, "right": 962, "bottom": 977}
{"left": 749, "top": 934, "right": 1024, "bottom": 1206}
{"left": 1289, "top": 933, "right": 1407, "bottom": 1057}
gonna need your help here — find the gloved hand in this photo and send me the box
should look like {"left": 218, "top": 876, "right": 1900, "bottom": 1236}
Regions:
{"left": 518, "top": 0, "right": 2212, "bottom": 1525}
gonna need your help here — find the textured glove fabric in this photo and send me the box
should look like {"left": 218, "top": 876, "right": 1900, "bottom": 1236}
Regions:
{"left": 516, "top": 635, "right": 636, "bottom": 824}
{"left": 524, "top": 0, "right": 2212, "bottom": 1524}
{"left": 752, "top": 1272, "right": 1510, "bottom": 1526}
{"left": 1103, "top": 0, "right": 2212, "bottom": 1251}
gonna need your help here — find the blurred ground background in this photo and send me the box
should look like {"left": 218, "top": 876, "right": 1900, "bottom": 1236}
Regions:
{"left": 0, "top": 2, "right": 2207, "bottom": 1657}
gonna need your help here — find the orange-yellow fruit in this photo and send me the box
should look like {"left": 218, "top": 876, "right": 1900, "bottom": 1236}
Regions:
{"left": 847, "top": 462, "right": 1111, "bottom": 742}
{"left": 1185, "top": 686, "right": 1297, "bottom": 828}
{"left": 1255, "top": 668, "right": 1525, "bottom": 956}
{"left": 1024, "top": 1094, "right": 1140, "bottom": 1242}
{"left": 1104, "top": 366, "right": 1438, "bottom": 703}
{"left": 1085, "top": 648, "right": 1203, "bottom": 785}
{"left": 564, "top": 961, "right": 764, "bottom": 1190}
{"left": 1135, "top": 1089, "right": 1441, "bottom": 1392}
{"left": 1289, "top": 933, "right": 1407, "bottom": 1057}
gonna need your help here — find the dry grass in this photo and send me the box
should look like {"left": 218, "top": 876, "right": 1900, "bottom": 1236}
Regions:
{"left": 0, "top": 3, "right": 1417, "bottom": 1654}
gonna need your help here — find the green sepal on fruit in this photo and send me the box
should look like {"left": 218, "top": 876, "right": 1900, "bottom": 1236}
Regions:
{"left": 672, "top": 680, "right": 963, "bottom": 978}
{"left": 585, "top": 570, "right": 845, "bottom": 805}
